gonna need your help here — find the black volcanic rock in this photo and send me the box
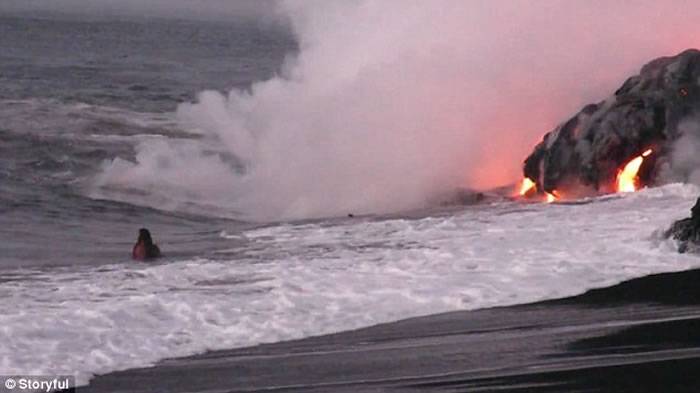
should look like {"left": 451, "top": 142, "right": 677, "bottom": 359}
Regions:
{"left": 523, "top": 49, "right": 700, "bottom": 195}
{"left": 666, "top": 197, "right": 700, "bottom": 253}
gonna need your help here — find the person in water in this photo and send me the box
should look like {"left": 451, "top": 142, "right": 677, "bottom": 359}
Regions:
{"left": 132, "top": 228, "right": 161, "bottom": 260}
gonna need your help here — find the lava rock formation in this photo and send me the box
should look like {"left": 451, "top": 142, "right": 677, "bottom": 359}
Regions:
{"left": 523, "top": 49, "right": 700, "bottom": 196}
{"left": 666, "top": 197, "right": 700, "bottom": 253}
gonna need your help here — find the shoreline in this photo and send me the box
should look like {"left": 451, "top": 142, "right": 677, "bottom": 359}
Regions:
{"left": 78, "top": 268, "right": 700, "bottom": 392}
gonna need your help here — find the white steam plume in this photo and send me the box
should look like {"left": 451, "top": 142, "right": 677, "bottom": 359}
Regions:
{"left": 660, "top": 118, "right": 700, "bottom": 185}
{"left": 96, "top": 0, "right": 700, "bottom": 221}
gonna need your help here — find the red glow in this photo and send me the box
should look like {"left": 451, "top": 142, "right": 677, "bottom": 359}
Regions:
{"left": 518, "top": 178, "right": 536, "bottom": 196}
{"left": 545, "top": 190, "right": 560, "bottom": 203}
{"left": 616, "top": 149, "right": 652, "bottom": 193}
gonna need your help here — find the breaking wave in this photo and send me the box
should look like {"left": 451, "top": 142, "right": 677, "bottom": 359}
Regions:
{"left": 2, "top": 183, "right": 699, "bottom": 386}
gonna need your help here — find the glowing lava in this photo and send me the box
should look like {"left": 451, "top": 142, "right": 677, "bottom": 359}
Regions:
{"left": 517, "top": 178, "right": 559, "bottom": 203}
{"left": 519, "top": 178, "right": 536, "bottom": 196}
{"left": 616, "top": 149, "right": 652, "bottom": 193}
{"left": 546, "top": 190, "right": 560, "bottom": 203}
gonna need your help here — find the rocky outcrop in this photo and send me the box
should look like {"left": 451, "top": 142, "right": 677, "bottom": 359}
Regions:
{"left": 666, "top": 197, "right": 700, "bottom": 253}
{"left": 523, "top": 49, "right": 700, "bottom": 196}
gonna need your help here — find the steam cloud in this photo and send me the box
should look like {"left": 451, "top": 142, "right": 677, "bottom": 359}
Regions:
{"left": 661, "top": 118, "right": 700, "bottom": 185}
{"left": 95, "top": 0, "right": 700, "bottom": 221}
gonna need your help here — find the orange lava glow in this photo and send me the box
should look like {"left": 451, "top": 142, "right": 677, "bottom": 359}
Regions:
{"left": 519, "top": 178, "right": 537, "bottom": 196}
{"left": 545, "top": 190, "right": 560, "bottom": 203}
{"left": 517, "top": 178, "right": 560, "bottom": 203}
{"left": 616, "top": 149, "right": 652, "bottom": 193}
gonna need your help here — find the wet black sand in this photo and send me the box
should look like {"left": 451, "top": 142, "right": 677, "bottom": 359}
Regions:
{"left": 80, "top": 268, "right": 700, "bottom": 392}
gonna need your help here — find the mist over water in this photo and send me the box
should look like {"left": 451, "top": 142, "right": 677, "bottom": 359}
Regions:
{"left": 95, "top": 0, "right": 700, "bottom": 221}
{"left": 663, "top": 118, "right": 700, "bottom": 185}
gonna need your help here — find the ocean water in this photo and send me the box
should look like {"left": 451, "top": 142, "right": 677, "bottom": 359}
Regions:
{"left": 0, "top": 14, "right": 293, "bottom": 268}
{"left": 2, "top": 12, "right": 700, "bottom": 387}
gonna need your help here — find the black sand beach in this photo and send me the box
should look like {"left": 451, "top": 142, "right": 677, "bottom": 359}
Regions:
{"left": 80, "top": 268, "right": 700, "bottom": 392}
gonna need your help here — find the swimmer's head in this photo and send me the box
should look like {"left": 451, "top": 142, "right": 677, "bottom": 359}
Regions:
{"left": 138, "top": 228, "right": 154, "bottom": 245}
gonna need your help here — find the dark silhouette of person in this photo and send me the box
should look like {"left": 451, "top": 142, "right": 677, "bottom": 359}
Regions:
{"left": 132, "top": 228, "right": 161, "bottom": 260}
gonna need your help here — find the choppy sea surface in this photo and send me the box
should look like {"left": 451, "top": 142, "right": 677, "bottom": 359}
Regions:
{"left": 2, "top": 13, "right": 699, "bottom": 387}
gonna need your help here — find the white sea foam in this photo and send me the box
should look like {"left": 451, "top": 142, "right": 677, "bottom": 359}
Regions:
{"left": 2, "top": 183, "right": 700, "bottom": 386}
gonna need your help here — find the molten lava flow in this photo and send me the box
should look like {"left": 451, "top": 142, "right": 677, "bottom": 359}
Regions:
{"left": 517, "top": 178, "right": 560, "bottom": 203}
{"left": 616, "top": 149, "right": 652, "bottom": 193}
{"left": 545, "top": 190, "right": 560, "bottom": 203}
{"left": 519, "top": 178, "right": 536, "bottom": 196}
